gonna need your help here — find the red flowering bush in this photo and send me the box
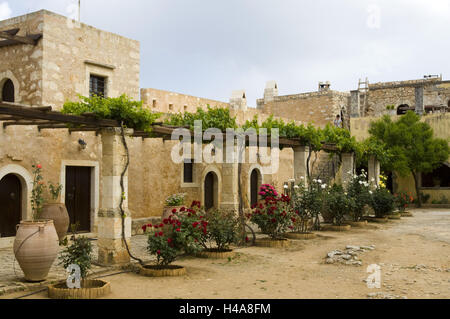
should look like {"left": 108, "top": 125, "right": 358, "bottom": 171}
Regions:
{"left": 258, "top": 184, "right": 278, "bottom": 200}
{"left": 248, "top": 192, "right": 294, "bottom": 239}
{"left": 393, "top": 192, "right": 414, "bottom": 212}
{"left": 199, "top": 209, "right": 239, "bottom": 251}
{"left": 143, "top": 201, "right": 205, "bottom": 266}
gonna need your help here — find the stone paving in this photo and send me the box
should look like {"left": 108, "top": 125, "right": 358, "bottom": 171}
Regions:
{"left": 0, "top": 234, "right": 150, "bottom": 296}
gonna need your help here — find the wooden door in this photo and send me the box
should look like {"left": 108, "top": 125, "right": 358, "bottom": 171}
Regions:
{"left": 204, "top": 172, "right": 215, "bottom": 211}
{"left": 65, "top": 167, "right": 91, "bottom": 232}
{"left": 0, "top": 174, "right": 22, "bottom": 237}
{"left": 250, "top": 169, "right": 259, "bottom": 207}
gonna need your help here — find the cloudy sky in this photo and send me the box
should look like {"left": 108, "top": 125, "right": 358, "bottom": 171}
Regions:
{"left": 1, "top": 0, "right": 449, "bottom": 106}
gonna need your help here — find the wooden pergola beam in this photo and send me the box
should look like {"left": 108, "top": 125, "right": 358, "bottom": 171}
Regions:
{"left": 3, "top": 120, "right": 60, "bottom": 128}
{"left": 0, "top": 31, "right": 42, "bottom": 45}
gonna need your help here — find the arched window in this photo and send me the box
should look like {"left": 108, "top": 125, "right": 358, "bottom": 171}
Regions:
{"left": 397, "top": 104, "right": 410, "bottom": 115}
{"left": 204, "top": 171, "right": 218, "bottom": 211}
{"left": 1, "top": 79, "right": 15, "bottom": 103}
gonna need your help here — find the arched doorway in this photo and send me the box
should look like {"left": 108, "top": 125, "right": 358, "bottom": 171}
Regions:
{"left": 0, "top": 174, "right": 22, "bottom": 237}
{"left": 204, "top": 171, "right": 218, "bottom": 211}
{"left": 397, "top": 104, "right": 410, "bottom": 115}
{"left": 250, "top": 169, "right": 262, "bottom": 206}
{"left": 1, "top": 79, "right": 15, "bottom": 102}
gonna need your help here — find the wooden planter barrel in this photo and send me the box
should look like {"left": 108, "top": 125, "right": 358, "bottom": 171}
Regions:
{"left": 284, "top": 232, "right": 317, "bottom": 240}
{"left": 400, "top": 211, "right": 414, "bottom": 217}
{"left": 48, "top": 279, "right": 111, "bottom": 299}
{"left": 196, "top": 249, "right": 235, "bottom": 259}
{"left": 346, "top": 220, "right": 368, "bottom": 228}
{"left": 388, "top": 213, "right": 402, "bottom": 220}
{"left": 255, "top": 238, "right": 291, "bottom": 248}
{"left": 139, "top": 264, "right": 186, "bottom": 277}
{"left": 321, "top": 224, "right": 351, "bottom": 231}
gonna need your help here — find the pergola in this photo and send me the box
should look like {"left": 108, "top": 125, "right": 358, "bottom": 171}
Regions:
{"left": 0, "top": 28, "right": 42, "bottom": 48}
{"left": 0, "top": 101, "right": 355, "bottom": 265}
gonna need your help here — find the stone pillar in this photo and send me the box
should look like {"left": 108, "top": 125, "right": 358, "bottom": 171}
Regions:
{"left": 97, "top": 127, "right": 133, "bottom": 266}
{"left": 415, "top": 87, "right": 424, "bottom": 115}
{"left": 220, "top": 143, "right": 239, "bottom": 211}
{"left": 368, "top": 156, "right": 380, "bottom": 190}
{"left": 293, "top": 146, "right": 309, "bottom": 183}
{"left": 339, "top": 153, "right": 354, "bottom": 186}
{"left": 350, "top": 90, "right": 361, "bottom": 118}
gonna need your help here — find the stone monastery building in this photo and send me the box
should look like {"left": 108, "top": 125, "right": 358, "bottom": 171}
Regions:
{"left": 1, "top": 10, "right": 449, "bottom": 262}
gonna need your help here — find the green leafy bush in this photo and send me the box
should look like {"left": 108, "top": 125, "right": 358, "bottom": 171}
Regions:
{"left": 59, "top": 234, "right": 93, "bottom": 279}
{"left": 200, "top": 209, "right": 239, "bottom": 251}
{"left": 346, "top": 171, "right": 371, "bottom": 221}
{"left": 324, "top": 184, "right": 355, "bottom": 226}
{"left": 292, "top": 179, "right": 327, "bottom": 231}
{"left": 370, "top": 187, "right": 395, "bottom": 217}
{"left": 62, "top": 95, "right": 161, "bottom": 133}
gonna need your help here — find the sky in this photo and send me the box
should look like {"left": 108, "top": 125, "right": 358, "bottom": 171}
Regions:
{"left": 1, "top": 0, "right": 449, "bottom": 107}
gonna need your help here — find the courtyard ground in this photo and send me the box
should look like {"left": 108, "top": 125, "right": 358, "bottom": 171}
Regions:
{"left": 1, "top": 208, "right": 449, "bottom": 299}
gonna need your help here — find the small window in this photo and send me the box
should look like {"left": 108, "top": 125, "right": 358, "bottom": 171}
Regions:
{"left": 1, "top": 79, "right": 14, "bottom": 102}
{"left": 184, "top": 105, "right": 188, "bottom": 111}
{"left": 169, "top": 104, "right": 174, "bottom": 111}
{"left": 421, "top": 164, "right": 450, "bottom": 188}
{"left": 183, "top": 160, "right": 193, "bottom": 183}
{"left": 152, "top": 99, "right": 157, "bottom": 108}
{"left": 89, "top": 75, "right": 107, "bottom": 97}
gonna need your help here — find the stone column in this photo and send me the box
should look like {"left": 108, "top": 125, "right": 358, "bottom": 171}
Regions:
{"left": 415, "top": 87, "right": 424, "bottom": 115}
{"left": 368, "top": 156, "right": 380, "bottom": 190}
{"left": 350, "top": 90, "right": 361, "bottom": 118}
{"left": 339, "top": 153, "right": 354, "bottom": 186}
{"left": 97, "top": 127, "right": 133, "bottom": 266}
{"left": 293, "top": 146, "right": 309, "bottom": 183}
{"left": 220, "top": 142, "right": 239, "bottom": 211}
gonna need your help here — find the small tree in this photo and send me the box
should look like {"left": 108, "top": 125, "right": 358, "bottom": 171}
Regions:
{"left": 369, "top": 111, "right": 449, "bottom": 207}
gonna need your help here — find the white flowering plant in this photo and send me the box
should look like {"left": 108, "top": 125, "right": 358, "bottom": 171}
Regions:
{"left": 346, "top": 170, "right": 371, "bottom": 221}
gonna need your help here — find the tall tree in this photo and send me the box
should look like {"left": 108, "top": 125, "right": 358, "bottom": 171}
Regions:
{"left": 368, "top": 111, "right": 449, "bottom": 207}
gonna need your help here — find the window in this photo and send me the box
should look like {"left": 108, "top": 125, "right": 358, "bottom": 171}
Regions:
{"left": 421, "top": 164, "right": 450, "bottom": 188}
{"left": 169, "top": 104, "right": 174, "bottom": 111}
{"left": 1, "top": 79, "right": 14, "bottom": 102}
{"left": 152, "top": 99, "right": 157, "bottom": 108}
{"left": 183, "top": 160, "right": 193, "bottom": 183}
{"left": 89, "top": 75, "right": 107, "bottom": 97}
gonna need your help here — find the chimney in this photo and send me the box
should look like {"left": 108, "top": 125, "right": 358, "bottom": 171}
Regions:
{"left": 230, "top": 90, "right": 247, "bottom": 111}
{"left": 318, "top": 81, "right": 331, "bottom": 92}
{"left": 264, "top": 81, "right": 278, "bottom": 102}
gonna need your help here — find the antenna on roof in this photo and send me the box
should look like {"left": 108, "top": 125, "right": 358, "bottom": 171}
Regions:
{"left": 78, "top": 0, "right": 81, "bottom": 22}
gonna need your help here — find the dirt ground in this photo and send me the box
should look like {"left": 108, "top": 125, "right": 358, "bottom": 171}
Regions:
{"left": 4, "top": 208, "right": 449, "bottom": 299}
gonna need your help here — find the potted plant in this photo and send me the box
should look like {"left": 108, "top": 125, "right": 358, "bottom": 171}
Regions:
{"left": 322, "top": 184, "right": 354, "bottom": 231}
{"left": 48, "top": 227, "right": 110, "bottom": 299}
{"left": 394, "top": 192, "right": 414, "bottom": 217}
{"left": 196, "top": 208, "right": 238, "bottom": 258}
{"left": 140, "top": 203, "right": 204, "bottom": 276}
{"left": 13, "top": 164, "right": 59, "bottom": 282}
{"left": 40, "top": 182, "right": 70, "bottom": 241}
{"left": 248, "top": 185, "right": 293, "bottom": 248}
{"left": 368, "top": 187, "right": 395, "bottom": 222}
{"left": 162, "top": 193, "right": 186, "bottom": 219}
{"left": 346, "top": 171, "right": 371, "bottom": 227}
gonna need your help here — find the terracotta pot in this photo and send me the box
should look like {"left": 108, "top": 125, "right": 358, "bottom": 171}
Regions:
{"left": 162, "top": 206, "right": 184, "bottom": 219}
{"left": 139, "top": 264, "right": 186, "bottom": 277}
{"left": 255, "top": 238, "right": 291, "bottom": 248}
{"left": 284, "top": 232, "right": 317, "bottom": 240}
{"left": 13, "top": 220, "right": 59, "bottom": 282}
{"left": 40, "top": 203, "right": 70, "bottom": 241}
{"left": 196, "top": 249, "right": 235, "bottom": 259}
{"left": 48, "top": 279, "right": 111, "bottom": 299}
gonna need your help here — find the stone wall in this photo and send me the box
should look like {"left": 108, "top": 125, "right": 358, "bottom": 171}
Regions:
{"left": 256, "top": 91, "right": 350, "bottom": 128}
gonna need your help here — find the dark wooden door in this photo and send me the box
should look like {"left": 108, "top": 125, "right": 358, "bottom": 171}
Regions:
{"left": 0, "top": 174, "right": 22, "bottom": 237}
{"left": 65, "top": 167, "right": 91, "bottom": 232}
{"left": 204, "top": 172, "right": 215, "bottom": 211}
{"left": 250, "top": 169, "right": 259, "bottom": 206}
